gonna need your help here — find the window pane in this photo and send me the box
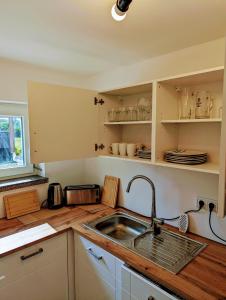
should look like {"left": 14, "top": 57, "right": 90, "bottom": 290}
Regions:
{"left": 0, "top": 116, "right": 25, "bottom": 169}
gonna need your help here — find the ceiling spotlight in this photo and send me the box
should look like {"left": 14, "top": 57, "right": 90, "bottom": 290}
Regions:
{"left": 111, "top": 0, "right": 133, "bottom": 22}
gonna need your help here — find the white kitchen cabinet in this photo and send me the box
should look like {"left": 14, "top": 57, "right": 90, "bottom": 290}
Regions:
{"left": 27, "top": 81, "right": 98, "bottom": 163}
{"left": 121, "top": 265, "right": 179, "bottom": 300}
{"left": 98, "top": 83, "right": 153, "bottom": 159}
{"left": 74, "top": 233, "right": 117, "bottom": 300}
{"left": 27, "top": 66, "right": 226, "bottom": 217}
{"left": 27, "top": 80, "right": 152, "bottom": 165}
{"left": 0, "top": 233, "right": 68, "bottom": 300}
{"left": 74, "top": 234, "right": 180, "bottom": 300}
{"left": 116, "top": 260, "right": 131, "bottom": 300}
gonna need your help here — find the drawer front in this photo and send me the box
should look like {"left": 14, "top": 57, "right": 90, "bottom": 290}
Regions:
{"left": 0, "top": 257, "right": 68, "bottom": 300}
{"left": 76, "top": 235, "right": 116, "bottom": 285}
{"left": 130, "top": 269, "right": 179, "bottom": 300}
{"left": 0, "top": 233, "right": 67, "bottom": 288}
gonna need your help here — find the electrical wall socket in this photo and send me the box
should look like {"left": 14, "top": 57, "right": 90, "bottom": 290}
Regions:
{"left": 197, "top": 197, "right": 218, "bottom": 212}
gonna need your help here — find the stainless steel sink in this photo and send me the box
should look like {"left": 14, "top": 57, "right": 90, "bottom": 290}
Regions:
{"left": 86, "top": 213, "right": 149, "bottom": 246}
{"left": 84, "top": 212, "right": 207, "bottom": 274}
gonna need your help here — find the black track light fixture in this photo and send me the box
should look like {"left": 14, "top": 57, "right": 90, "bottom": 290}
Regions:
{"left": 111, "top": 0, "right": 133, "bottom": 21}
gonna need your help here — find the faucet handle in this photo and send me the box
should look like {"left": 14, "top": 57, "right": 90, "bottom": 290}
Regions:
{"left": 153, "top": 222, "right": 161, "bottom": 235}
{"left": 153, "top": 218, "right": 164, "bottom": 225}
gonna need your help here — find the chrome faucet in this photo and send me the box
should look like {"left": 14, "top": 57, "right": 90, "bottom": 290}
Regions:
{"left": 126, "top": 175, "right": 161, "bottom": 235}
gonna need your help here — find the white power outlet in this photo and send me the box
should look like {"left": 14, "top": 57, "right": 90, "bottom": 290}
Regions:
{"left": 197, "top": 197, "right": 218, "bottom": 212}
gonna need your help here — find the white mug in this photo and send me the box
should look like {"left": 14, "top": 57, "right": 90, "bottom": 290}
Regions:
{"left": 127, "top": 143, "right": 136, "bottom": 157}
{"left": 112, "top": 143, "right": 119, "bottom": 155}
{"left": 119, "top": 143, "right": 127, "bottom": 156}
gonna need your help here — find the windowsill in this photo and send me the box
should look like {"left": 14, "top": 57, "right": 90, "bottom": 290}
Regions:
{"left": 0, "top": 175, "right": 48, "bottom": 192}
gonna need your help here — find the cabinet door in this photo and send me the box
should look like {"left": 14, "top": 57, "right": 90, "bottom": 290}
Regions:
{"left": 0, "top": 233, "right": 68, "bottom": 300}
{"left": 116, "top": 263, "right": 131, "bottom": 300}
{"left": 130, "top": 269, "right": 178, "bottom": 300}
{"left": 28, "top": 81, "right": 98, "bottom": 163}
{"left": 97, "top": 94, "right": 122, "bottom": 155}
{"left": 74, "top": 234, "right": 116, "bottom": 300}
{"left": 0, "top": 259, "right": 68, "bottom": 300}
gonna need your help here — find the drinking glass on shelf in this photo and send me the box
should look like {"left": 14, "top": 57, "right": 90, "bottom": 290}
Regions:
{"left": 118, "top": 107, "right": 124, "bottom": 121}
{"left": 132, "top": 106, "right": 137, "bottom": 121}
{"left": 108, "top": 108, "right": 116, "bottom": 122}
{"left": 137, "top": 105, "right": 145, "bottom": 121}
{"left": 145, "top": 105, "right": 152, "bottom": 120}
{"left": 128, "top": 106, "right": 135, "bottom": 121}
{"left": 115, "top": 108, "right": 120, "bottom": 122}
{"left": 190, "top": 92, "right": 196, "bottom": 119}
{"left": 179, "top": 88, "right": 191, "bottom": 119}
{"left": 218, "top": 106, "right": 223, "bottom": 119}
{"left": 124, "top": 106, "right": 129, "bottom": 121}
{"left": 195, "top": 91, "right": 212, "bottom": 119}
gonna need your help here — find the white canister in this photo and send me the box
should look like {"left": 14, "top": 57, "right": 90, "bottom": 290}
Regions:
{"left": 111, "top": 143, "right": 119, "bottom": 155}
{"left": 119, "top": 143, "right": 127, "bottom": 156}
{"left": 127, "top": 144, "right": 136, "bottom": 157}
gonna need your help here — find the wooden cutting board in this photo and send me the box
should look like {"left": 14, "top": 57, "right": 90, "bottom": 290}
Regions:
{"left": 101, "top": 176, "right": 119, "bottom": 208}
{"left": 4, "top": 190, "right": 40, "bottom": 219}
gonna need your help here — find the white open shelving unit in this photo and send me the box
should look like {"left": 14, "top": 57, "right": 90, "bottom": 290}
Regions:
{"left": 98, "top": 66, "right": 226, "bottom": 217}
{"left": 155, "top": 160, "right": 219, "bottom": 175}
{"left": 104, "top": 121, "right": 152, "bottom": 125}
{"left": 161, "top": 118, "right": 222, "bottom": 124}
{"left": 99, "top": 154, "right": 154, "bottom": 165}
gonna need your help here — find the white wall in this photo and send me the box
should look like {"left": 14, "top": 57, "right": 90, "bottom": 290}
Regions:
{"left": 83, "top": 157, "right": 226, "bottom": 243}
{"left": 88, "top": 38, "right": 226, "bottom": 91}
{"left": 44, "top": 159, "right": 85, "bottom": 188}
{"left": 0, "top": 58, "right": 92, "bottom": 102}
{"left": 0, "top": 159, "right": 85, "bottom": 218}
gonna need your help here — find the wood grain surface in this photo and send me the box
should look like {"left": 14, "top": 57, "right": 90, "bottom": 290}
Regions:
{"left": 0, "top": 205, "right": 225, "bottom": 300}
{"left": 101, "top": 175, "right": 119, "bottom": 208}
{"left": 4, "top": 190, "right": 40, "bottom": 219}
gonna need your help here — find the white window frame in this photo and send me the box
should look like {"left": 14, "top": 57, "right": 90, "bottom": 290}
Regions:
{"left": 0, "top": 101, "right": 33, "bottom": 178}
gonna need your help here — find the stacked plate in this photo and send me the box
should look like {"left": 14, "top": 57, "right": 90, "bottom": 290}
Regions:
{"left": 137, "top": 149, "right": 151, "bottom": 159}
{"left": 164, "top": 150, "right": 208, "bottom": 165}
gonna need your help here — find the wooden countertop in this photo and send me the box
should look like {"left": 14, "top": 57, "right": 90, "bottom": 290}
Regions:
{"left": 0, "top": 205, "right": 225, "bottom": 300}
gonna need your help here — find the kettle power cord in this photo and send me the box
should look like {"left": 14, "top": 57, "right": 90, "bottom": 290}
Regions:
{"left": 41, "top": 199, "right": 48, "bottom": 208}
{"left": 208, "top": 203, "right": 226, "bottom": 244}
{"left": 160, "top": 200, "right": 205, "bottom": 221}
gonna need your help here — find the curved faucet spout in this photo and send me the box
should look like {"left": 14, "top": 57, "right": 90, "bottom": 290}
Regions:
{"left": 126, "top": 175, "right": 160, "bottom": 235}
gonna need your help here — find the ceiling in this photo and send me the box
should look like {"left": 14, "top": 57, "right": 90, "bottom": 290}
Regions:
{"left": 0, "top": 0, "right": 226, "bottom": 76}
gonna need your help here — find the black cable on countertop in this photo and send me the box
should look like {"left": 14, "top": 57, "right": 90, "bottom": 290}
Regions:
{"left": 208, "top": 203, "right": 226, "bottom": 244}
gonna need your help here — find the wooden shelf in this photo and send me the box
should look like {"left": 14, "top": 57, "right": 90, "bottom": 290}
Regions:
{"left": 155, "top": 160, "right": 219, "bottom": 175}
{"left": 99, "top": 155, "right": 153, "bottom": 165}
{"left": 100, "top": 82, "right": 153, "bottom": 96}
{"left": 104, "top": 121, "right": 152, "bottom": 125}
{"left": 161, "top": 118, "right": 222, "bottom": 124}
{"left": 158, "top": 68, "right": 224, "bottom": 86}
{"left": 99, "top": 156, "right": 219, "bottom": 174}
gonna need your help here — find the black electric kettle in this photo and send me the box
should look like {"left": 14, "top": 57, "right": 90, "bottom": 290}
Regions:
{"left": 47, "top": 183, "right": 63, "bottom": 209}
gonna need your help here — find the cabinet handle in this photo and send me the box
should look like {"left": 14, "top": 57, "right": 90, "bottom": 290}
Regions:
{"left": 87, "top": 248, "right": 103, "bottom": 261}
{"left": 20, "top": 248, "right": 43, "bottom": 261}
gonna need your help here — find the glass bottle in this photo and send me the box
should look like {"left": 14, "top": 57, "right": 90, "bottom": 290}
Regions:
{"left": 179, "top": 88, "right": 191, "bottom": 119}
